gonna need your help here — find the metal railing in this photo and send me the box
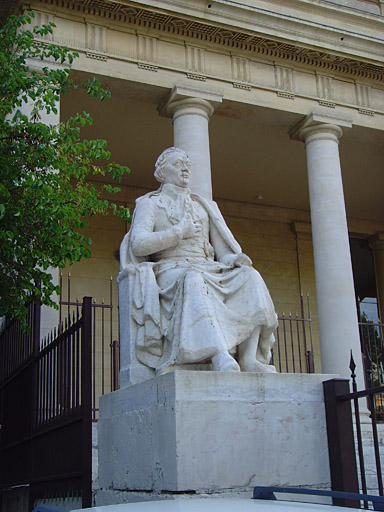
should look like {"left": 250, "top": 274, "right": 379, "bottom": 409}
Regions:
{"left": 324, "top": 353, "right": 384, "bottom": 505}
{"left": 274, "top": 294, "right": 315, "bottom": 373}
{"left": 0, "top": 298, "right": 92, "bottom": 510}
{"left": 37, "top": 310, "right": 84, "bottom": 426}
{"left": 357, "top": 301, "right": 384, "bottom": 419}
{"left": 359, "top": 320, "right": 384, "bottom": 381}
{"left": 0, "top": 301, "right": 39, "bottom": 383}
{"left": 59, "top": 273, "right": 120, "bottom": 420}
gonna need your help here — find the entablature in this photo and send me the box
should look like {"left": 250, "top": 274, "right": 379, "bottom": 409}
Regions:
{"left": 24, "top": 0, "right": 384, "bottom": 82}
{"left": 20, "top": 0, "right": 383, "bottom": 132}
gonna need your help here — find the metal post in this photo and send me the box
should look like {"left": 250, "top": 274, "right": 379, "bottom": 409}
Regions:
{"left": 29, "top": 300, "right": 41, "bottom": 512}
{"left": 349, "top": 352, "right": 368, "bottom": 507}
{"left": 81, "top": 297, "right": 92, "bottom": 508}
{"left": 323, "top": 379, "right": 360, "bottom": 508}
{"left": 366, "top": 352, "right": 384, "bottom": 496}
{"left": 306, "top": 350, "right": 315, "bottom": 373}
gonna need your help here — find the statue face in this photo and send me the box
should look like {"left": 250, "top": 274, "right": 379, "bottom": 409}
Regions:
{"left": 162, "top": 151, "right": 191, "bottom": 188}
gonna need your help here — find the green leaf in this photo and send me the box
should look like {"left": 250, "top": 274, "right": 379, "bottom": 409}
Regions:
{"left": 0, "top": 11, "right": 131, "bottom": 329}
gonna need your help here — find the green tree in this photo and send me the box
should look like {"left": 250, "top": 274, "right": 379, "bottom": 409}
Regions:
{"left": 0, "top": 11, "right": 130, "bottom": 328}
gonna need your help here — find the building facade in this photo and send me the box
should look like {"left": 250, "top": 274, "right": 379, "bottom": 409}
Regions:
{"left": 3, "top": 0, "right": 384, "bottom": 387}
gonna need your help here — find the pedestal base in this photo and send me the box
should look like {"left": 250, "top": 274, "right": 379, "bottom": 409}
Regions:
{"left": 97, "top": 372, "right": 334, "bottom": 506}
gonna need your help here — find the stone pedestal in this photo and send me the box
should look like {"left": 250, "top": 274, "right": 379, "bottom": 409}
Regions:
{"left": 97, "top": 372, "right": 334, "bottom": 506}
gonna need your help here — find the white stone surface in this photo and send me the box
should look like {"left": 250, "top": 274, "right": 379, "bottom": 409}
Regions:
{"left": 97, "top": 372, "right": 334, "bottom": 505}
{"left": 118, "top": 272, "right": 155, "bottom": 389}
{"left": 118, "top": 148, "right": 277, "bottom": 385}
{"left": 290, "top": 114, "right": 365, "bottom": 390}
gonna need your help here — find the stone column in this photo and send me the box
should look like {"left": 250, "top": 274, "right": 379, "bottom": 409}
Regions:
{"left": 159, "top": 85, "right": 222, "bottom": 200}
{"left": 370, "top": 234, "right": 384, "bottom": 323}
{"left": 290, "top": 114, "right": 364, "bottom": 387}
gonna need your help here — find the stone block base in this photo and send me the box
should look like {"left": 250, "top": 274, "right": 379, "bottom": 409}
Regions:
{"left": 98, "top": 372, "right": 334, "bottom": 505}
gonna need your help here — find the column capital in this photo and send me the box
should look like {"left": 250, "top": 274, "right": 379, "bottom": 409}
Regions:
{"left": 158, "top": 84, "right": 223, "bottom": 119}
{"left": 289, "top": 113, "right": 352, "bottom": 145}
{"left": 369, "top": 233, "right": 384, "bottom": 252}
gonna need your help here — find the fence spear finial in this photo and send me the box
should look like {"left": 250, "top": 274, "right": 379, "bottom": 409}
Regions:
{"left": 350, "top": 349, "right": 357, "bottom": 389}
{"left": 350, "top": 349, "right": 356, "bottom": 375}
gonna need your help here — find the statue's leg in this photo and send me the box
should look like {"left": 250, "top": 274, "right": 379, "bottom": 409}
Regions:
{"left": 238, "top": 326, "right": 277, "bottom": 373}
{"left": 257, "top": 327, "right": 275, "bottom": 364}
{"left": 211, "top": 351, "right": 240, "bottom": 372}
{"left": 238, "top": 326, "right": 260, "bottom": 371}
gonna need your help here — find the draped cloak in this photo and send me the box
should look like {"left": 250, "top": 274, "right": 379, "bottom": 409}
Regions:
{"left": 119, "top": 184, "right": 278, "bottom": 370}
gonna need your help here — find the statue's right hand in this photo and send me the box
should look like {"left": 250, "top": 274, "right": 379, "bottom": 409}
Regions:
{"left": 180, "top": 213, "right": 202, "bottom": 239}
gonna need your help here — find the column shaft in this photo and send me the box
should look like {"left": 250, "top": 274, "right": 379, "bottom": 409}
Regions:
{"left": 305, "top": 126, "right": 363, "bottom": 386}
{"left": 159, "top": 86, "right": 222, "bottom": 200}
{"left": 172, "top": 99, "right": 213, "bottom": 199}
{"left": 290, "top": 116, "right": 364, "bottom": 388}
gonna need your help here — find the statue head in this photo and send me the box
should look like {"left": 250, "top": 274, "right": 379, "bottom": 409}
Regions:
{"left": 154, "top": 147, "right": 191, "bottom": 188}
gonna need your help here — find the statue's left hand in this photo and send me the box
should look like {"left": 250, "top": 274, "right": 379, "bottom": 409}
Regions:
{"left": 222, "top": 253, "right": 253, "bottom": 267}
{"left": 233, "top": 253, "right": 253, "bottom": 267}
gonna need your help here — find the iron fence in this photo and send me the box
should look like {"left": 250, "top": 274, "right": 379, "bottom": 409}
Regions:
{"left": 59, "top": 274, "right": 120, "bottom": 420}
{"left": 274, "top": 294, "right": 315, "bottom": 374}
{"left": 323, "top": 353, "right": 384, "bottom": 507}
{"left": 0, "top": 300, "right": 39, "bottom": 383}
{"left": 0, "top": 297, "right": 92, "bottom": 510}
{"left": 357, "top": 305, "right": 384, "bottom": 419}
{"left": 359, "top": 320, "right": 384, "bottom": 376}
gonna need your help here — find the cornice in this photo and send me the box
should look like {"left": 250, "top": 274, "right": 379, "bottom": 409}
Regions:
{"left": 31, "top": 0, "right": 384, "bottom": 81}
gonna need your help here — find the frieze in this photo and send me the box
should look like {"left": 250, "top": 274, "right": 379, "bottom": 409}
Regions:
{"left": 36, "top": 0, "right": 384, "bottom": 81}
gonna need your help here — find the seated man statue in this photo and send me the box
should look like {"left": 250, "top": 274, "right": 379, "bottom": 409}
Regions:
{"left": 119, "top": 147, "right": 278, "bottom": 374}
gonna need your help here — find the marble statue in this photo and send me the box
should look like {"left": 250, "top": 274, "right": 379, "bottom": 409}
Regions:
{"left": 119, "top": 147, "right": 278, "bottom": 374}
